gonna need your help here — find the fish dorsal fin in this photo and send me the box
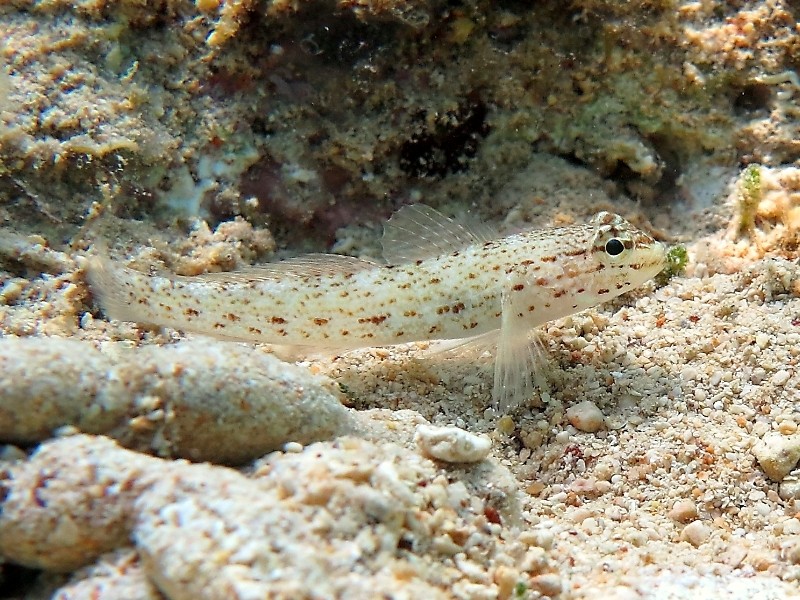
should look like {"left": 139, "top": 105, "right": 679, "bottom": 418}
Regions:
{"left": 381, "top": 204, "right": 494, "bottom": 264}
{"left": 195, "top": 254, "right": 377, "bottom": 283}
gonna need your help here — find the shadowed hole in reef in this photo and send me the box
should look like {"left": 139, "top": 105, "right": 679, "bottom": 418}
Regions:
{"left": 604, "top": 160, "right": 643, "bottom": 192}
{"left": 732, "top": 82, "right": 772, "bottom": 115}
{"left": 647, "top": 133, "right": 683, "bottom": 194}
{"left": 254, "top": 0, "right": 401, "bottom": 68}
{"left": 399, "top": 97, "right": 490, "bottom": 178}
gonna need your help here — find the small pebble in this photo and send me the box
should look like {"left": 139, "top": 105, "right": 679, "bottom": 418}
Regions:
{"left": 594, "top": 458, "right": 618, "bottom": 481}
{"left": 779, "top": 477, "right": 800, "bottom": 501}
{"left": 529, "top": 573, "right": 562, "bottom": 597}
{"left": 493, "top": 565, "right": 519, "bottom": 600}
{"left": 581, "top": 517, "right": 599, "bottom": 533}
{"left": 520, "top": 547, "right": 548, "bottom": 574}
{"left": 565, "top": 401, "right": 605, "bottom": 433}
{"left": 680, "top": 520, "right": 710, "bottom": 547}
{"left": 496, "top": 415, "right": 515, "bottom": 435}
{"left": 755, "top": 332, "right": 770, "bottom": 349}
{"left": 784, "top": 538, "right": 800, "bottom": 565}
{"left": 668, "top": 499, "right": 699, "bottom": 523}
{"left": 414, "top": 425, "right": 491, "bottom": 463}
{"left": 747, "top": 549, "right": 774, "bottom": 571}
{"left": 783, "top": 518, "right": 800, "bottom": 535}
{"left": 754, "top": 501, "right": 771, "bottom": 517}
{"left": 752, "top": 433, "right": 800, "bottom": 481}
{"left": 568, "top": 477, "right": 599, "bottom": 495}
{"left": 0, "top": 445, "right": 27, "bottom": 462}
{"left": 720, "top": 543, "right": 748, "bottom": 568}
{"left": 554, "top": 430, "right": 571, "bottom": 443}
{"left": 595, "top": 480, "right": 612, "bottom": 494}
{"left": 526, "top": 481, "right": 546, "bottom": 496}
{"left": 519, "top": 529, "right": 554, "bottom": 550}
{"left": 772, "top": 370, "right": 791, "bottom": 386}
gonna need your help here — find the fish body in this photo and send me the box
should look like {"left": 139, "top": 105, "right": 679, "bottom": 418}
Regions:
{"left": 87, "top": 206, "right": 666, "bottom": 411}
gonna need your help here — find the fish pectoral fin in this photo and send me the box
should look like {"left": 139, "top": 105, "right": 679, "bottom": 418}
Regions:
{"left": 493, "top": 292, "right": 546, "bottom": 414}
{"left": 196, "top": 254, "right": 378, "bottom": 282}
{"left": 381, "top": 204, "right": 497, "bottom": 264}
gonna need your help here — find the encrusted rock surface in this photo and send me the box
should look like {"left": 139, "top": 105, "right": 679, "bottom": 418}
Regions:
{"left": 0, "top": 434, "right": 530, "bottom": 598}
{"left": 0, "top": 337, "right": 354, "bottom": 464}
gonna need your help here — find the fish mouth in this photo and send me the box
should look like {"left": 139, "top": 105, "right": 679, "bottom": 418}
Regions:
{"left": 644, "top": 240, "right": 668, "bottom": 276}
{"left": 655, "top": 240, "right": 668, "bottom": 265}
{"left": 631, "top": 229, "right": 667, "bottom": 269}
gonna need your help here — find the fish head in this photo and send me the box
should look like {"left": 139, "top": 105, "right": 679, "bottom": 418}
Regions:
{"left": 581, "top": 211, "right": 667, "bottom": 302}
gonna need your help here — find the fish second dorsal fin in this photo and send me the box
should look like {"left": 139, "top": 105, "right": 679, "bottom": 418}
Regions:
{"left": 381, "top": 204, "right": 495, "bottom": 264}
{"left": 195, "top": 254, "right": 377, "bottom": 283}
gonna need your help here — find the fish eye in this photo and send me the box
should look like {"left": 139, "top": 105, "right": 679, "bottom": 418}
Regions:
{"left": 605, "top": 238, "right": 625, "bottom": 256}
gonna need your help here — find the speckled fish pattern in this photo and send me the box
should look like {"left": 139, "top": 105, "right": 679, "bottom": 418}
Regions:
{"left": 87, "top": 205, "right": 666, "bottom": 412}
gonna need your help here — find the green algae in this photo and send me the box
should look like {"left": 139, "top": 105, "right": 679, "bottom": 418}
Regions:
{"left": 655, "top": 244, "right": 688, "bottom": 286}
{"left": 733, "top": 164, "right": 763, "bottom": 239}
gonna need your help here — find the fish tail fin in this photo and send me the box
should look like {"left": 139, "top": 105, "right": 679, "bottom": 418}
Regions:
{"left": 83, "top": 249, "right": 145, "bottom": 324}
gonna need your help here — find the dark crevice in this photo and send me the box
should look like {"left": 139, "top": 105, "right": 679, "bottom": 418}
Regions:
{"left": 0, "top": 564, "right": 43, "bottom": 599}
{"left": 556, "top": 152, "right": 589, "bottom": 169}
{"left": 732, "top": 82, "right": 772, "bottom": 115}
{"left": 647, "top": 133, "right": 683, "bottom": 193}
{"left": 606, "top": 160, "right": 640, "bottom": 187}
{"left": 399, "top": 97, "right": 490, "bottom": 178}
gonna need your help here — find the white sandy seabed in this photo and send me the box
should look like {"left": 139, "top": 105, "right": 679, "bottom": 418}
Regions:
{"left": 3, "top": 205, "right": 800, "bottom": 599}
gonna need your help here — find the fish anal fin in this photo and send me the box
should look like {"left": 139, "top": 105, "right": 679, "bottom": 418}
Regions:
{"left": 424, "top": 329, "right": 498, "bottom": 365}
{"left": 381, "top": 204, "right": 495, "bottom": 264}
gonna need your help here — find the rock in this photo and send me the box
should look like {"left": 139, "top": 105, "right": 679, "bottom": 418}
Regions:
{"left": 529, "top": 573, "right": 563, "bottom": 597}
{"left": 783, "top": 538, "right": 800, "bottom": 565}
{"left": 0, "top": 337, "right": 355, "bottom": 465}
{"left": 566, "top": 400, "right": 605, "bottom": 433}
{"left": 414, "top": 425, "right": 491, "bottom": 463}
{"left": 752, "top": 432, "right": 800, "bottom": 481}
{"left": 49, "top": 549, "right": 162, "bottom": 600}
{"left": 0, "top": 337, "right": 117, "bottom": 441}
{"left": 778, "top": 476, "right": 800, "bottom": 501}
{"left": 121, "top": 341, "right": 354, "bottom": 464}
{"left": 680, "top": 520, "right": 710, "bottom": 547}
{"left": 0, "top": 433, "right": 522, "bottom": 597}
{"left": 668, "top": 499, "right": 699, "bottom": 523}
{"left": 0, "top": 435, "right": 160, "bottom": 571}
